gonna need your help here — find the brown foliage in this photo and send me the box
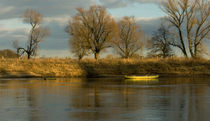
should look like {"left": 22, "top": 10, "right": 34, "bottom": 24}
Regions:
{"left": 23, "top": 9, "right": 43, "bottom": 25}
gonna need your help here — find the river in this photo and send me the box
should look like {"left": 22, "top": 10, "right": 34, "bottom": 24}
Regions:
{"left": 0, "top": 77, "right": 210, "bottom": 121}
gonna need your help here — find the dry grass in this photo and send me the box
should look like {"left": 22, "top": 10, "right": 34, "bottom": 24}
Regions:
{"left": 79, "top": 57, "right": 210, "bottom": 77}
{"left": 0, "top": 58, "right": 86, "bottom": 78}
{"left": 0, "top": 58, "right": 210, "bottom": 78}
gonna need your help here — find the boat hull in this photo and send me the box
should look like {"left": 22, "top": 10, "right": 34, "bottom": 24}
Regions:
{"left": 124, "top": 75, "right": 159, "bottom": 80}
{"left": 124, "top": 78, "right": 159, "bottom": 82}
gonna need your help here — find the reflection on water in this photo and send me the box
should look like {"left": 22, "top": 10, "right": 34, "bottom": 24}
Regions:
{"left": 0, "top": 77, "right": 210, "bottom": 121}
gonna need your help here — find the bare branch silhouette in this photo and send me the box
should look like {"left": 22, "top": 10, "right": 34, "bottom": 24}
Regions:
{"left": 148, "top": 24, "right": 174, "bottom": 58}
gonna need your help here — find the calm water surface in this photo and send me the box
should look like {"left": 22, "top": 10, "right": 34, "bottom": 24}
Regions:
{"left": 0, "top": 77, "right": 210, "bottom": 121}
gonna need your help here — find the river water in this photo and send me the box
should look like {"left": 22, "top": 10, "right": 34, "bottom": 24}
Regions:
{"left": 0, "top": 77, "right": 210, "bottom": 121}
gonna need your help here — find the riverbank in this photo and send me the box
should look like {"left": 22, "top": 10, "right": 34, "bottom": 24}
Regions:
{"left": 0, "top": 58, "right": 210, "bottom": 78}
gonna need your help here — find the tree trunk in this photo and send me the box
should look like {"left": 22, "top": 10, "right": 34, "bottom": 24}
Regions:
{"left": 187, "top": 31, "right": 194, "bottom": 58}
{"left": 16, "top": 49, "right": 19, "bottom": 58}
{"left": 178, "top": 29, "right": 188, "bottom": 58}
{"left": 193, "top": 45, "right": 198, "bottom": 59}
{"left": 78, "top": 55, "right": 83, "bottom": 60}
{"left": 94, "top": 52, "right": 99, "bottom": 60}
{"left": 27, "top": 53, "right": 31, "bottom": 59}
{"left": 181, "top": 49, "right": 188, "bottom": 58}
{"left": 189, "top": 46, "right": 194, "bottom": 58}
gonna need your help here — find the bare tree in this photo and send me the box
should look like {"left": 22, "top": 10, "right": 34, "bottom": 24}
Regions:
{"left": 68, "top": 5, "right": 118, "bottom": 60}
{"left": 148, "top": 24, "right": 174, "bottom": 58}
{"left": 185, "top": 0, "right": 210, "bottom": 58}
{"left": 161, "top": 0, "right": 210, "bottom": 58}
{"left": 14, "top": 9, "right": 49, "bottom": 59}
{"left": 113, "top": 16, "right": 144, "bottom": 58}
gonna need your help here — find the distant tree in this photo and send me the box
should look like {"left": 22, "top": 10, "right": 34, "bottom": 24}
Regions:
{"left": 14, "top": 9, "right": 49, "bottom": 59}
{"left": 148, "top": 24, "right": 174, "bottom": 58}
{"left": 161, "top": 0, "right": 210, "bottom": 58}
{"left": 0, "top": 49, "right": 19, "bottom": 58}
{"left": 113, "top": 16, "right": 144, "bottom": 58}
{"left": 68, "top": 5, "right": 118, "bottom": 60}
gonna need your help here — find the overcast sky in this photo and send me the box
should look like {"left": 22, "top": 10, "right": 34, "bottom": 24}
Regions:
{"left": 0, "top": 0, "right": 208, "bottom": 58}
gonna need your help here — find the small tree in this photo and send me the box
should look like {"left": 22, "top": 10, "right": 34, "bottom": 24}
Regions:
{"left": 113, "top": 16, "right": 144, "bottom": 58}
{"left": 66, "top": 16, "right": 90, "bottom": 60}
{"left": 68, "top": 5, "right": 118, "bottom": 60}
{"left": 69, "top": 37, "right": 89, "bottom": 60}
{"left": 148, "top": 24, "right": 174, "bottom": 58}
{"left": 14, "top": 9, "right": 49, "bottom": 59}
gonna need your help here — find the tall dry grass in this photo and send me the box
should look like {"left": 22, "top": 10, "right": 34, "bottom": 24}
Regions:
{"left": 0, "top": 57, "right": 210, "bottom": 78}
{"left": 79, "top": 57, "right": 210, "bottom": 77}
{"left": 0, "top": 58, "right": 86, "bottom": 78}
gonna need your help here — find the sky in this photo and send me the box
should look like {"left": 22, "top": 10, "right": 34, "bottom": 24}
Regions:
{"left": 0, "top": 0, "right": 209, "bottom": 58}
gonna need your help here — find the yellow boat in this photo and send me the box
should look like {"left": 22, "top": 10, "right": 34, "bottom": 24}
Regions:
{"left": 124, "top": 75, "right": 159, "bottom": 80}
{"left": 124, "top": 78, "right": 159, "bottom": 82}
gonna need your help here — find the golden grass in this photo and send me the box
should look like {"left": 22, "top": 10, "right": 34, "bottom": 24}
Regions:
{"left": 79, "top": 57, "right": 210, "bottom": 77}
{"left": 0, "top": 58, "right": 86, "bottom": 78}
{"left": 0, "top": 58, "right": 210, "bottom": 78}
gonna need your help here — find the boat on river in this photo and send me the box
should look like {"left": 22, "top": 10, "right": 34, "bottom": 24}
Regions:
{"left": 124, "top": 75, "right": 159, "bottom": 80}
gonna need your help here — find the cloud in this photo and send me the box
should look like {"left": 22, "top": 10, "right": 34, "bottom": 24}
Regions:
{"left": 0, "top": 0, "right": 164, "bottom": 19}
{"left": 39, "top": 20, "right": 69, "bottom": 50}
{"left": 0, "top": 26, "right": 29, "bottom": 51}
{"left": 0, "top": 0, "right": 98, "bottom": 20}
{"left": 99, "top": 0, "right": 128, "bottom": 8}
{"left": 132, "top": 0, "right": 163, "bottom": 3}
{"left": 0, "top": 5, "right": 14, "bottom": 15}
{"left": 38, "top": 49, "right": 71, "bottom": 58}
{"left": 136, "top": 17, "right": 164, "bottom": 35}
{"left": 45, "top": 16, "right": 70, "bottom": 25}
{"left": 99, "top": 0, "right": 163, "bottom": 8}
{"left": 0, "top": 27, "right": 29, "bottom": 40}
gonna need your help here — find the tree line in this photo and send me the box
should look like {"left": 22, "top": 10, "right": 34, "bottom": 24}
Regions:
{"left": 13, "top": 0, "right": 209, "bottom": 60}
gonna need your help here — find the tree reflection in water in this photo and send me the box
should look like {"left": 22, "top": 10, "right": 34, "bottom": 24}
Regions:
{"left": 0, "top": 77, "right": 210, "bottom": 121}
